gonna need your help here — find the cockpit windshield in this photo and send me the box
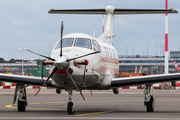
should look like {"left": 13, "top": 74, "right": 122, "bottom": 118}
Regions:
{"left": 56, "top": 38, "right": 74, "bottom": 49}
{"left": 74, "top": 38, "right": 91, "bottom": 49}
{"left": 92, "top": 40, "right": 101, "bottom": 52}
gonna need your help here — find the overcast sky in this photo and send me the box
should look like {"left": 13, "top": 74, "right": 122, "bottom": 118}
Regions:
{"left": 0, "top": 0, "right": 180, "bottom": 61}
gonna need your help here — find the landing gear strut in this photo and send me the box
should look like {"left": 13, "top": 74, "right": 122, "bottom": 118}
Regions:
{"left": 67, "top": 89, "right": 75, "bottom": 114}
{"left": 17, "top": 84, "right": 28, "bottom": 112}
{"left": 143, "top": 84, "right": 154, "bottom": 112}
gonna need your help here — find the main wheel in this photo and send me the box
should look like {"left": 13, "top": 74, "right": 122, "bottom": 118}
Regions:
{"left": 67, "top": 102, "right": 74, "bottom": 114}
{"left": 147, "top": 96, "right": 154, "bottom": 112}
{"left": 113, "top": 88, "right": 119, "bottom": 94}
{"left": 18, "top": 99, "right": 26, "bottom": 112}
{"left": 56, "top": 89, "right": 61, "bottom": 94}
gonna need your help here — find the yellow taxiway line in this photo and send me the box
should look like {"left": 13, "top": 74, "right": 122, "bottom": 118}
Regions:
{"left": 74, "top": 111, "right": 113, "bottom": 116}
{"left": 5, "top": 99, "right": 180, "bottom": 116}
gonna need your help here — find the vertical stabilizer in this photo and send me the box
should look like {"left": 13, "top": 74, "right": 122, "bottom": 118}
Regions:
{"left": 99, "top": 6, "right": 115, "bottom": 45}
{"left": 174, "top": 60, "right": 179, "bottom": 69}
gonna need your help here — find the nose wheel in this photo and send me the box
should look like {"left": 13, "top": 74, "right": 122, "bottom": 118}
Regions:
{"left": 67, "top": 89, "right": 75, "bottom": 114}
{"left": 67, "top": 102, "right": 74, "bottom": 114}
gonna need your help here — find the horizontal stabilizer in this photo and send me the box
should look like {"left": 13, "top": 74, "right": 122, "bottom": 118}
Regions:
{"left": 48, "top": 8, "right": 178, "bottom": 14}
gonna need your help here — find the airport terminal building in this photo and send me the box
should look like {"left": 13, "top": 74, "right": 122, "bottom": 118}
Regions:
{"left": 1, "top": 51, "right": 180, "bottom": 76}
{"left": 119, "top": 51, "right": 180, "bottom": 74}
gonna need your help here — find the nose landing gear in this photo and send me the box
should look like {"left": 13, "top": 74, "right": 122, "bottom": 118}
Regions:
{"left": 67, "top": 89, "right": 75, "bottom": 114}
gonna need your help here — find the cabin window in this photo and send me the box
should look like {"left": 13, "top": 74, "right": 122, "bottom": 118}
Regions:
{"left": 56, "top": 38, "right": 74, "bottom": 49}
{"left": 92, "top": 40, "right": 101, "bottom": 52}
{"left": 74, "top": 38, "right": 92, "bottom": 49}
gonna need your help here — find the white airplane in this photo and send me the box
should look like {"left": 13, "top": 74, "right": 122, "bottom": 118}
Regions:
{"left": 0, "top": 6, "right": 179, "bottom": 114}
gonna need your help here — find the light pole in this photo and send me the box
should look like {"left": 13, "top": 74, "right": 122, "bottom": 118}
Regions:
{"left": 19, "top": 48, "right": 24, "bottom": 75}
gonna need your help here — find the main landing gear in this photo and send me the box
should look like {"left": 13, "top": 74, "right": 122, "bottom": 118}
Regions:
{"left": 67, "top": 89, "right": 75, "bottom": 114}
{"left": 143, "top": 84, "right": 154, "bottom": 112}
{"left": 17, "top": 84, "right": 28, "bottom": 112}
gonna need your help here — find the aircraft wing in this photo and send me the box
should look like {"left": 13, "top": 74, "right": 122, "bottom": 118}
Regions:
{"left": 111, "top": 73, "right": 180, "bottom": 88}
{"left": 0, "top": 73, "right": 62, "bottom": 88}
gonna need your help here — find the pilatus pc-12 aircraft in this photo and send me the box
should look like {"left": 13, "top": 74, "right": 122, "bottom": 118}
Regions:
{"left": 0, "top": 6, "right": 178, "bottom": 114}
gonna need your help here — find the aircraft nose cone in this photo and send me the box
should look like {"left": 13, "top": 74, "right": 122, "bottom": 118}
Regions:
{"left": 54, "top": 55, "right": 69, "bottom": 70}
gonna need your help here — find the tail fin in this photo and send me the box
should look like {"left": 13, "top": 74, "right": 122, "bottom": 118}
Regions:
{"left": 174, "top": 60, "right": 179, "bottom": 69}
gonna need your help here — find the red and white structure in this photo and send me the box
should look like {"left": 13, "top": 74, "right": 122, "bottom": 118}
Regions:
{"left": 165, "top": 0, "right": 169, "bottom": 74}
{"left": 102, "top": 14, "right": 104, "bottom": 33}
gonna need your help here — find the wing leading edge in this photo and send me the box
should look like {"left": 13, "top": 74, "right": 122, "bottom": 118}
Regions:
{"left": 0, "top": 73, "right": 62, "bottom": 89}
{"left": 111, "top": 73, "right": 180, "bottom": 88}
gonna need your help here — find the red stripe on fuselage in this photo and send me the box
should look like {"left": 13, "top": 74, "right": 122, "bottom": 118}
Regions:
{"left": 101, "top": 57, "right": 119, "bottom": 64}
{"left": 97, "top": 66, "right": 119, "bottom": 74}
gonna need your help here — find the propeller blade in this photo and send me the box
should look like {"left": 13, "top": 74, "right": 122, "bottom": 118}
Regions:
{"left": 64, "top": 67, "right": 85, "bottom": 100}
{"left": 67, "top": 51, "right": 100, "bottom": 62}
{"left": 22, "top": 48, "right": 55, "bottom": 61}
{"left": 35, "top": 67, "right": 57, "bottom": 96}
{"left": 60, "top": 21, "right": 64, "bottom": 57}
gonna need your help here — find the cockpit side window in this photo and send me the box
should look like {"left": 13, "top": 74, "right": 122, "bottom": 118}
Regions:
{"left": 92, "top": 40, "right": 101, "bottom": 52}
{"left": 56, "top": 38, "right": 74, "bottom": 49}
{"left": 74, "top": 38, "right": 91, "bottom": 49}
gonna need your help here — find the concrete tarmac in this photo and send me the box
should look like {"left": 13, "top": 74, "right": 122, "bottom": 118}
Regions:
{"left": 1, "top": 89, "right": 180, "bottom": 120}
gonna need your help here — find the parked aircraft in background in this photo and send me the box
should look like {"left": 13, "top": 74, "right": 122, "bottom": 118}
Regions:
{"left": 174, "top": 60, "right": 180, "bottom": 72}
{"left": 0, "top": 6, "right": 178, "bottom": 114}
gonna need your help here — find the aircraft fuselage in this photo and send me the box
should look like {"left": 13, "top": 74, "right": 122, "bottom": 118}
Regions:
{"left": 50, "top": 33, "right": 119, "bottom": 90}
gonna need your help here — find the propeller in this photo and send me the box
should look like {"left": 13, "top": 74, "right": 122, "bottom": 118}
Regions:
{"left": 67, "top": 51, "right": 100, "bottom": 62}
{"left": 35, "top": 67, "right": 57, "bottom": 96}
{"left": 60, "top": 21, "right": 63, "bottom": 57}
{"left": 64, "top": 67, "right": 85, "bottom": 100}
{"left": 21, "top": 48, "right": 55, "bottom": 61}
{"left": 22, "top": 21, "right": 100, "bottom": 100}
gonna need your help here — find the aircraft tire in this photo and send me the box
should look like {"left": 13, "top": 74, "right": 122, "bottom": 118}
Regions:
{"left": 67, "top": 102, "right": 74, "bottom": 114}
{"left": 56, "top": 89, "right": 61, "bottom": 94}
{"left": 113, "top": 88, "right": 119, "bottom": 94}
{"left": 147, "top": 96, "right": 154, "bottom": 112}
{"left": 18, "top": 99, "right": 26, "bottom": 112}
